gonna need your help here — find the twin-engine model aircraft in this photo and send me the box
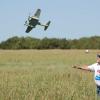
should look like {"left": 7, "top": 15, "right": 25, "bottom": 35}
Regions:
{"left": 24, "top": 9, "right": 51, "bottom": 33}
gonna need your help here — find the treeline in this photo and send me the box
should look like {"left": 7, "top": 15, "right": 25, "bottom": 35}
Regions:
{"left": 0, "top": 36, "right": 100, "bottom": 49}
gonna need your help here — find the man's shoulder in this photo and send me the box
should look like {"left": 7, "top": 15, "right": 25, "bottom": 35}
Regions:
{"left": 90, "top": 63, "right": 98, "bottom": 67}
{"left": 88, "top": 63, "right": 97, "bottom": 69}
{"left": 89, "top": 63, "right": 99, "bottom": 69}
{"left": 92, "top": 63, "right": 98, "bottom": 66}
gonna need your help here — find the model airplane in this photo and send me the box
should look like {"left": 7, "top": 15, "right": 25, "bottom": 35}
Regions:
{"left": 24, "top": 9, "right": 51, "bottom": 33}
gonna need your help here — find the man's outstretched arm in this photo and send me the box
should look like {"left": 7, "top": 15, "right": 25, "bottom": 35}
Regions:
{"left": 73, "top": 65, "right": 91, "bottom": 71}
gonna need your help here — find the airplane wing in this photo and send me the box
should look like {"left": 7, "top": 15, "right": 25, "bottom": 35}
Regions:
{"left": 34, "top": 9, "right": 41, "bottom": 18}
{"left": 25, "top": 26, "right": 33, "bottom": 33}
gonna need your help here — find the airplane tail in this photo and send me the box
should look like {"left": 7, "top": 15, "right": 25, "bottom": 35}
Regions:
{"left": 44, "top": 21, "right": 51, "bottom": 30}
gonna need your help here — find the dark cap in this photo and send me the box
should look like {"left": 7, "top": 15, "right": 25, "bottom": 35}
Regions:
{"left": 97, "top": 54, "right": 100, "bottom": 58}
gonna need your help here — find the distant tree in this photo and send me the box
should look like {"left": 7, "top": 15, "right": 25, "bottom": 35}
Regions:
{"left": 0, "top": 35, "right": 100, "bottom": 49}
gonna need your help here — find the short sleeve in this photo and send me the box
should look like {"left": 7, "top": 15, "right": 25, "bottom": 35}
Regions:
{"left": 88, "top": 64, "right": 95, "bottom": 71}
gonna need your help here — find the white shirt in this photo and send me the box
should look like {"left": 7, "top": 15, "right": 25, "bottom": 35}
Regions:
{"left": 88, "top": 63, "right": 100, "bottom": 86}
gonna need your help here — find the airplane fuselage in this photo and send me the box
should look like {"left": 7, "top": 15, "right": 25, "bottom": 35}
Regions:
{"left": 29, "top": 17, "right": 39, "bottom": 28}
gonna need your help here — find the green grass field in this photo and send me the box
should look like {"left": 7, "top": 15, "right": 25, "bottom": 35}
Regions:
{"left": 0, "top": 50, "right": 99, "bottom": 100}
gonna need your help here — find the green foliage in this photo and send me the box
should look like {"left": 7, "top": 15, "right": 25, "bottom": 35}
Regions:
{"left": 0, "top": 36, "right": 100, "bottom": 49}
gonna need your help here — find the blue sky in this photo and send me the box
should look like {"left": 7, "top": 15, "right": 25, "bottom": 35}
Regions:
{"left": 0, "top": 0, "right": 100, "bottom": 42}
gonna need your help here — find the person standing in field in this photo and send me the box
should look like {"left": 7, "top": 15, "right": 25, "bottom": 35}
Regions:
{"left": 73, "top": 54, "right": 100, "bottom": 100}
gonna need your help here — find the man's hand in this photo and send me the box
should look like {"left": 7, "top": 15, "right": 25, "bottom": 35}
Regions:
{"left": 73, "top": 65, "right": 77, "bottom": 68}
{"left": 72, "top": 65, "right": 81, "bottom": 69}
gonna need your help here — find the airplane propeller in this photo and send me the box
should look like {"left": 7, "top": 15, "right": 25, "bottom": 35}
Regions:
{"left": 28, "top": 13, "right": 31, "bottom": 21}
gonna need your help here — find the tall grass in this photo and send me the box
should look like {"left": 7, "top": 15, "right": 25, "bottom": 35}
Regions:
{"left": 0, "top": 50, "right": 99, "bottom": 100}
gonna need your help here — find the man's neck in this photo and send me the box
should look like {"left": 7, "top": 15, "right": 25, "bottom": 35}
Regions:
{"left": 97, "top": 62, "right": 100, "bottom": 65}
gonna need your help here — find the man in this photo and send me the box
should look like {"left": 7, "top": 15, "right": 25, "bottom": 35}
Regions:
{"left": 73, "top": 54, "right": 100, "bottom": 99}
